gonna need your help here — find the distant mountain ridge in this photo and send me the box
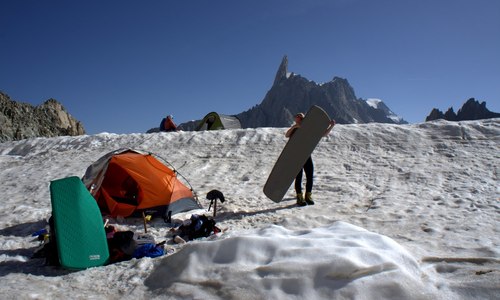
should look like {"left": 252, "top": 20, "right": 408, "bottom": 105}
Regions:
{"left": 0, "top": 91, "right": 85, "bottom": 142}
{"left": 235, "top": 56, "right": 406, "bottom": 128}
{"left": 426, "top": 98, "right": 500, "bottom": 122}
{"left": 177, "top": 56, "right": 406, "bottom": 130}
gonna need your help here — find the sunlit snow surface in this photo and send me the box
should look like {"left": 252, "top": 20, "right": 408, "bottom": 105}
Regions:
{"left": 0, "top": 119, "right": 498, "bottom": 299}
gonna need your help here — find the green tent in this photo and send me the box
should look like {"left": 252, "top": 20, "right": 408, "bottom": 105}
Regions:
{"left": 196, "top": 112, "right": 241, "bottom": 131}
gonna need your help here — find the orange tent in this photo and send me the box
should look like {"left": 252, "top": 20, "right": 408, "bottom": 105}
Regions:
{"left": 82, "top": 149, "right": 201, "bottom": 219}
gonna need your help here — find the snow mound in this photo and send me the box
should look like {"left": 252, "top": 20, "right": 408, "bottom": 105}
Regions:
{"left": 146, "top": 222, "right": 435, "bottom": 299}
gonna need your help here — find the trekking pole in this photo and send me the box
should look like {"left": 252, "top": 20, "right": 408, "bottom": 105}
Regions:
{"left": 142, "top": 212, "right": 148, "bottom": 233}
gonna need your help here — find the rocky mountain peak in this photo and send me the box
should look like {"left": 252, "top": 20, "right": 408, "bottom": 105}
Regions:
{"left": 235, "top": 56, "right": 406, "bottom": 128}
{"left": 273, "top": 55, "right": 289, "bottom": 86}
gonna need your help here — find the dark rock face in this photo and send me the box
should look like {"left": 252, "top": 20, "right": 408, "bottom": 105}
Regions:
{"left": 426, "top": 98, "right": 500, "bottom": 122}
{"left": 0, "top": 92, "right": 85, "bottom": 142}
{"left": 235, "top": 56, "right": 406, "bottom": 128}
{"left": 426, "top": 108, "right": 445, "bottom": 121}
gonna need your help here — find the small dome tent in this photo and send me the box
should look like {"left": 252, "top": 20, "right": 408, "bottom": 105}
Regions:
{"left": 196, "top": 112, "right": 241, "bottom": 131}
{"left": 82, "top": 149, "right": 201, "bottom": 219}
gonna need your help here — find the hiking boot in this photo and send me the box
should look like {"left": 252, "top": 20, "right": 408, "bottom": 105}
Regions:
{"left": 305, "top": 192, "right": 314, "bottom": 205}
{"left": 296, "top": 193, "right": 306, "bottom": 206}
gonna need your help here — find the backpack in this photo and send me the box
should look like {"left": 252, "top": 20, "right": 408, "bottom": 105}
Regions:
{"left": 159, "top": 118, "right": 166, "bottom": 131}
{"left": 31, "top": 216, "right": 60, "bottom": 266}
{"left": 107, "top": 231, "right": 135, "bottom": 263}
{"left": 177, "top": 214, "right": 220, "bottom": 241}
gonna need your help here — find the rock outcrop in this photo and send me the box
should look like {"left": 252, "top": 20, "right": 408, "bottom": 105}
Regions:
{"left": 0, "top": 92, "right": 85, "bottom": 142}
{"left": 425, "top": 98, "right": 500, "bottom": 122}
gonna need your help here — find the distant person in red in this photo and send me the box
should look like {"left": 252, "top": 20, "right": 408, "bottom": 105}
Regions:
{"left": 160, "top": 115, "right": 178, "bottom": 132}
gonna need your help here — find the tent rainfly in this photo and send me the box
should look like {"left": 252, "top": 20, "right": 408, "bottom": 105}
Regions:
{"left": 82, "top": 149, "right": 201, "bottom": 219}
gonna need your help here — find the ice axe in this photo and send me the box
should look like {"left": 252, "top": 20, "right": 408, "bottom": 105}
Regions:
{"left": 206, "top": 189, "right": 225, "bottom": 218}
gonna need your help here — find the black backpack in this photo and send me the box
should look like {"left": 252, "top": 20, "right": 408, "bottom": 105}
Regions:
{"left": 32, "top": 216, "right": 60, "bottom": 266}
{"left": 178, "top": 214, "right": 220, "bottom": 240}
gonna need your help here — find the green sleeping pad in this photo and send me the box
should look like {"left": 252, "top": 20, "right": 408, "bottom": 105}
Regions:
{"left": 50, "top": 176, "right": 109, "bottom": 269}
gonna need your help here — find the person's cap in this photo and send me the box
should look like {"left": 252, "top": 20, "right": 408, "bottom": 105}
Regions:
{"left": 295, "top": 113, "right": 305, "bottom": 119}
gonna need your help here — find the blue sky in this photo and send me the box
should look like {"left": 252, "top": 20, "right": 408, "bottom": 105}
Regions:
{"left": 1, "top": 0, "right": 499, "bottom": 134}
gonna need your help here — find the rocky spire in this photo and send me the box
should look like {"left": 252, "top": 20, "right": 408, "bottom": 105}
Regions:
{"left": 273, "top": 55, "right": 288, "bottom": 86}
